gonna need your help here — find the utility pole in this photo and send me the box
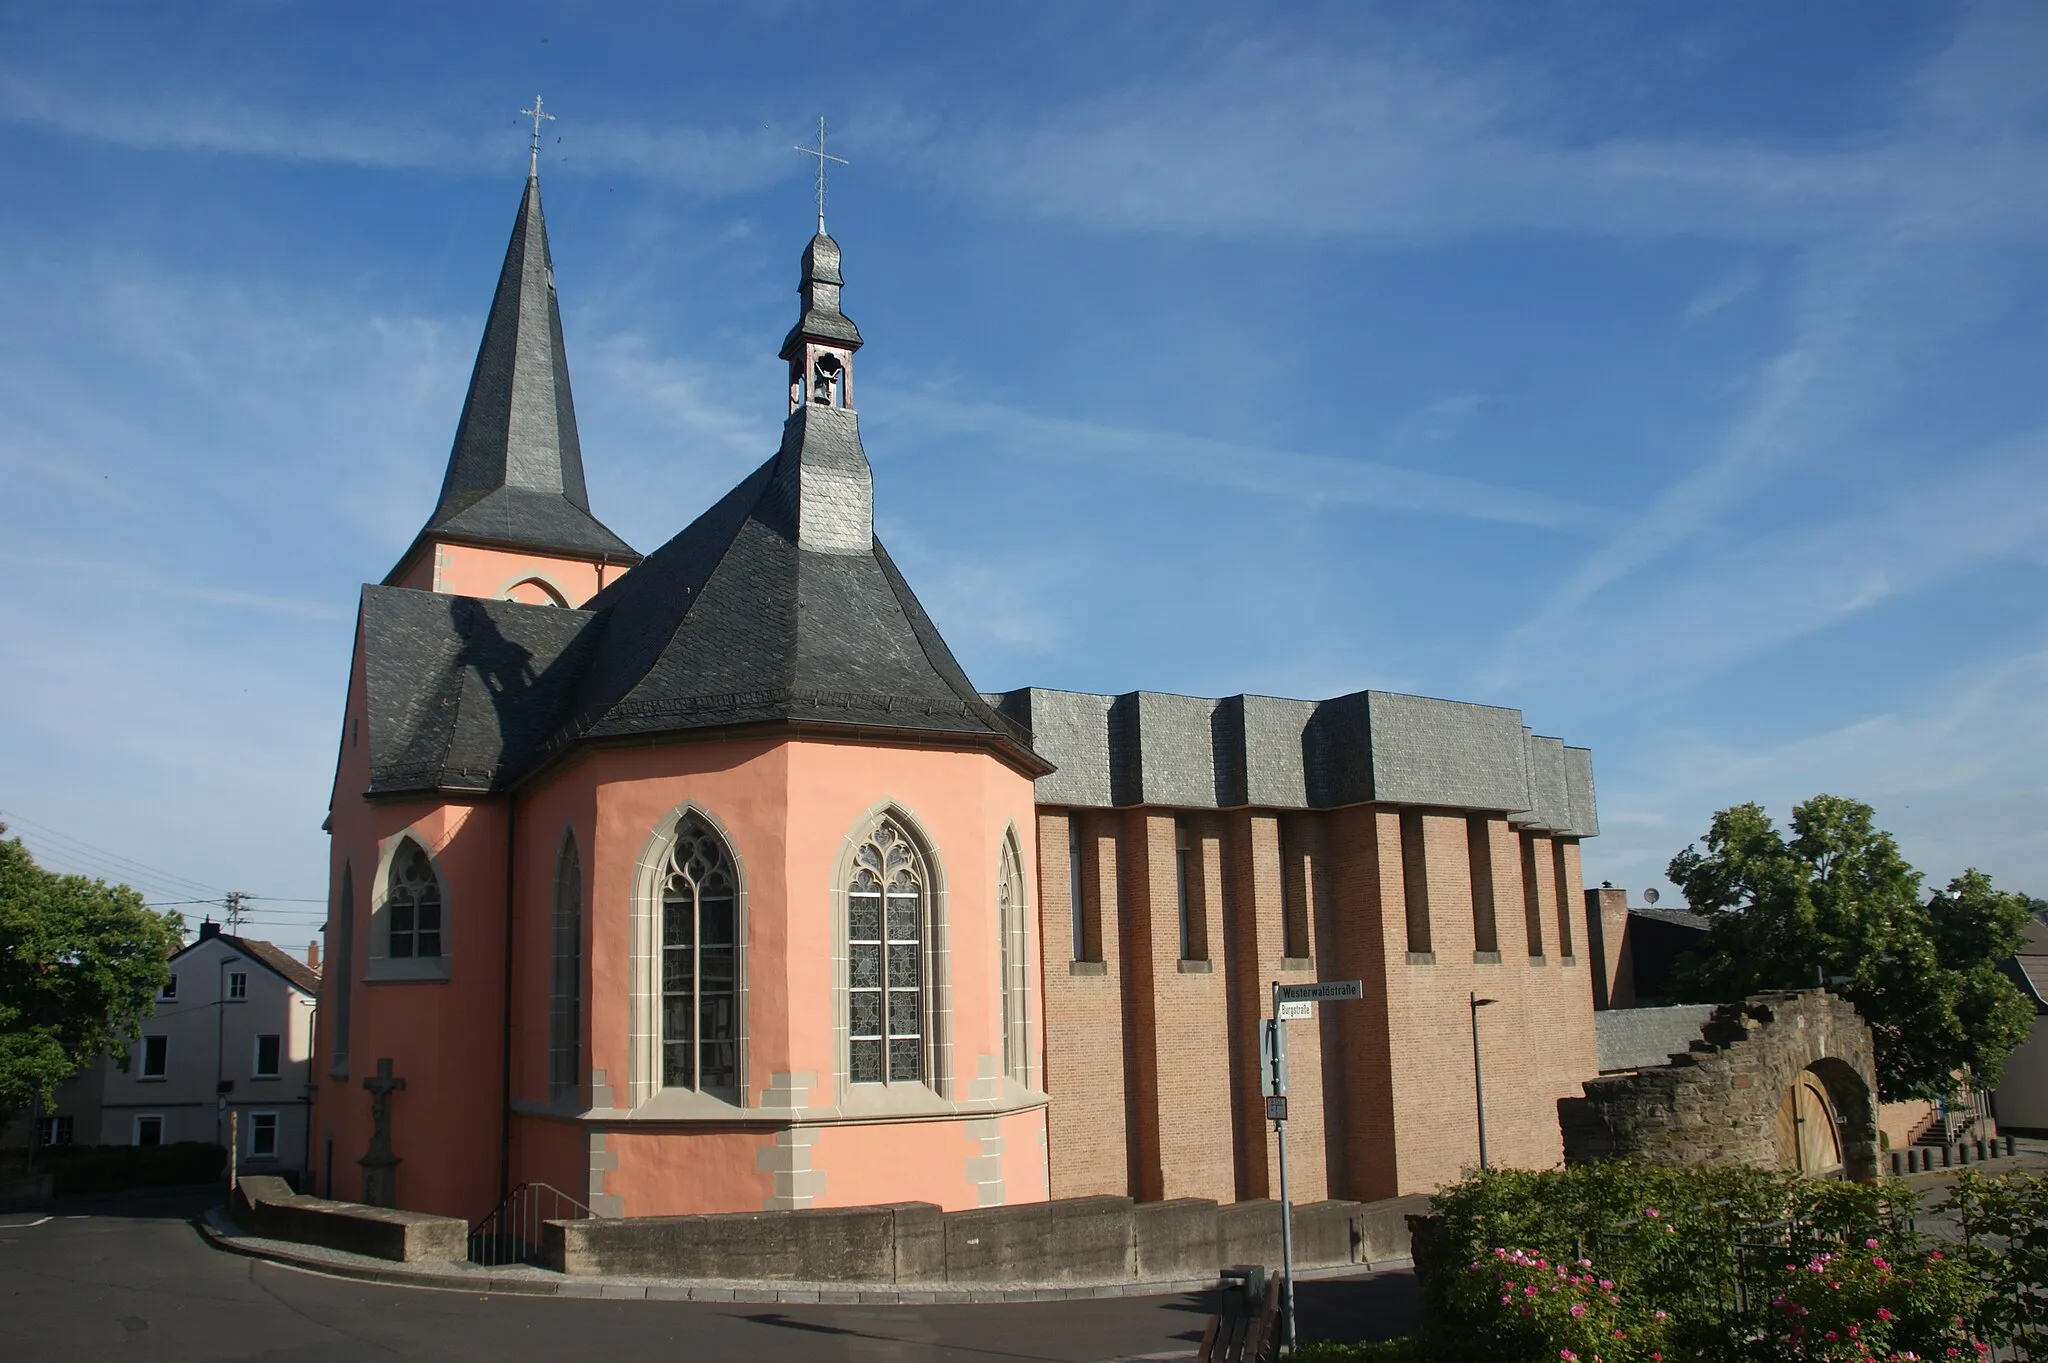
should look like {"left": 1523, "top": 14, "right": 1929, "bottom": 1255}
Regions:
{"left": 223, "top": 891, "right": 250, "bottom": 933}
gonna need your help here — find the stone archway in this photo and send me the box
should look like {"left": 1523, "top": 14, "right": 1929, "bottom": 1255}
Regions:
{"left": 1561, "top": 991, "right": 1883, "bottom": 1183}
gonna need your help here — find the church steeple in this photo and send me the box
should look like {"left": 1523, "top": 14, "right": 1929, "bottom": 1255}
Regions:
{"left": 781, "top": 231, "right": 863, "bottom": 414}
{"left": 388, "top": 158, "right": 637, "bottom": 591}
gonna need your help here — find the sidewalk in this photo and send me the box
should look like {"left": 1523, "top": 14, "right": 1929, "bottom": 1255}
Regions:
{"left": 196, "top": 1206, "right": 1409, "bottom": 1305}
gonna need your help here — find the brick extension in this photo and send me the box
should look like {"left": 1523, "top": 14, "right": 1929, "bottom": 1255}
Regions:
{"left": 1038, "top": 806, "right": 1600, "bottom": 1203}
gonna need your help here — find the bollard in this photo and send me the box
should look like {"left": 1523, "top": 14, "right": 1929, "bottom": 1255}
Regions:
{"left": 1890, "top": 1151, "right": 1903, "bottom": 1176}
{"left": 1906, "top": 1149, "right": 1919, "bottom": 1173}
{"left": 1962, "top": 1143, "right": 1974, "bottom": 1164}
{"left": 2008, "top": 1135, "right": 2018, "bottom": 1158}
{"left": 1942, "top": 1145, "right": 1954, "bottom": 1167}
{"left": 1977, "top": 1138, "right": 1988, "bottom": 1161}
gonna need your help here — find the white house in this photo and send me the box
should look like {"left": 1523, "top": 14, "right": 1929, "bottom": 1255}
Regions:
{"left": 88, "top": 923, "right": 321, "bottom": 1179}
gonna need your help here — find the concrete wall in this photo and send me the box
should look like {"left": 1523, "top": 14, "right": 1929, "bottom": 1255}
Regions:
{"left": 1994, "top": 1016, "right": 2048, "bottom": 1134}
{"left": 233, "top": 1174, "right": 467, "bottom": 1263}
{"left": 545, "top": 1190, "right": 1430, "bottom": 1282}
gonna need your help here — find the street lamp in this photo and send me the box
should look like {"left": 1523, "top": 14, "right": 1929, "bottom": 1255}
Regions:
{"left": 216, "top": 953, "right": 242, "bottom": 1149}
{"left": 1470, "top": 992, "right": 1498, "bottom": 1171}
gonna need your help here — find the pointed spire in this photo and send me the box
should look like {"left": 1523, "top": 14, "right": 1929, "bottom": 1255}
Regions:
{"left": 407, "top": 175, "right": 636, "bottom": 566}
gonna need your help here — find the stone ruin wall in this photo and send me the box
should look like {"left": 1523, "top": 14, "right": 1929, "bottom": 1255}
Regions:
{"left": 1559, "top": 990, "right": 1880, "bottom": 1183}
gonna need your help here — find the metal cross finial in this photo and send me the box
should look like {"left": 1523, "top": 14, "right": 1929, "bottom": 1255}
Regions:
{"left": 521, "top": 96, "right": 556, "bottom": 177}
{"left": 794, "top": 116, "right": 848, "bottom": 234}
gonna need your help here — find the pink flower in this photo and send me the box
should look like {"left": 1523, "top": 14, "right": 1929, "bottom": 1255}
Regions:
{"left": 1598, "top": 1279, "right": 1613, "bottom": 1291}
{"left": 1559, "top": 1353, "right": 1577, "bottom": 1362}
{"left": 1569, "top": 1303, "right": 1587, "bottom": 1318}
{"left": 1867, "top": 1238, "right": 1881, "bottom": 1249}
{"left": 1878, "top": 1308, "right": 1894, "bottom": 1321}
{"left": 1654, "top": 1310, "right": 1668, "bottom": 1320}
{"left": 1930, "top": 1250, "right": 1944, "bottom": 1260}
{"left": 1645, "top": 1207, "right": 1660, "bottom": 1218}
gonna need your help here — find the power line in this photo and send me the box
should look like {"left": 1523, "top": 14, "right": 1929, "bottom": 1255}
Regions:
{"left": 0, "top": 808, "right": 227, "bottom": 899}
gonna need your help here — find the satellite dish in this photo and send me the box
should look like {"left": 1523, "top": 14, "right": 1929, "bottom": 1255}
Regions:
{"left": 1643, "top": 888, "right": 1661, "bottom": 906}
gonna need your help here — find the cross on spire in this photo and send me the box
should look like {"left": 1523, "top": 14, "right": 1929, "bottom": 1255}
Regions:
{"left": 794, "top": 116, "right": 848, "bottom": 234}
{"left": 521, "top": 96, "right": 555, "bottom": 178}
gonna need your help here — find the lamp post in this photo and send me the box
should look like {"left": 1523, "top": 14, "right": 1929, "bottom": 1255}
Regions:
{"left": 1470, "top": 992, "right": 1497, "bottom": 1171}
{"left": 216, "top": 952, "right": 242, "bottom": 1149}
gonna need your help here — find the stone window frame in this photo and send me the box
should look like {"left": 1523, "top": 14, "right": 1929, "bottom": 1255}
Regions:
{"left": 997, "top": 824, "right": 1032, "bottom": 1089}
{"left": 328, "top": 861, "right": 355, "bottom": 1076}
{"left": 627, "top": 801, "right": 748, "bottom": 1112}
{"left": 547, "top": 824, "right": 584, "bottom": 1103}
{"left": 830, "top": 801, "right": 952, "bottom": 1108}
{"left": 364, "top": 828, "right": 453, "bottom": 983}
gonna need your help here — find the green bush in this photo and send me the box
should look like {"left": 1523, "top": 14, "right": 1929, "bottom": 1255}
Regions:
{"left": 38, "top": 1142, "right": 226, "bottom": 1194}
{"left": 1386, "top": 1162, "right": 1995, "bottom": 1362}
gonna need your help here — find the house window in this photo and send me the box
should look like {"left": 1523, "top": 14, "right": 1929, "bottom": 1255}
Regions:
{"left": 141, "top": 1034, "right": 168, "bottom": 1079}
{"left": 847, "top": 815, "right": 931, "bottom": 1085}
{"left": 249, "top": 1112, "right": 279, "bottom": 1159}
{"left": 39, "top": 1115, "right": 73, "bottom": 1147}
{"left": 386, "top": 838, "right": 443, "bottom": 959}
{"left": 998, "top": 834, "right": 1029, "bottom": 1085}
{"left": 160, "top": 974, "right": 178, "bottom": 1001}
{"left": 659, "top": 816, "right": 738, "bottom": 1097}
{"left": 228, "top": 971, "right": 248, "bottom": 1001}
{"left": 548, "top": 832, "right": 583, "bottom": 1100}
{"left": 134, "top": 1115, "right": 164, "bottom": 1146}
{"left": 253, "top": 1034, "right": 281, "bottom": 1078}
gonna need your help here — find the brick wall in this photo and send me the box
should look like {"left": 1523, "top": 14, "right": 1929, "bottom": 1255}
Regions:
{"left": 1036, "top": 803, "right": 1601, "bottom": 1204}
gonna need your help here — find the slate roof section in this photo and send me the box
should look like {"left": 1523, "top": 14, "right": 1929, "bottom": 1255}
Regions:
{"left": 993, "top": 685, "right": 1599, "bottom": 835}
{"left": 2001, "top": 922, "right": 2048, "bottom": 1016}
{"left": 359, "top": 586, "right": 599, "bottom": 796}
{"left": 780, "top": 232, "right": 864, "bottom": 359}
{"left": 392, "top": 174, "right": 637, "bottom": 576}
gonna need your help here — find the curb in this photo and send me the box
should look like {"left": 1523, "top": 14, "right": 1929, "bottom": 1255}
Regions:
{"left": 195, "top": 1208, "right": 1409, "bottom": 1305}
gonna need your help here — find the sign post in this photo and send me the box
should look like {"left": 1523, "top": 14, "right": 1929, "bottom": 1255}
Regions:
{"left": 1270, "top": 977, "right": 1363, "bottom": 1351}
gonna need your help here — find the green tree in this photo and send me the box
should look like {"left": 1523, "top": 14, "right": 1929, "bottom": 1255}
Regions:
{"left": 1667, "top": 794, "right": 2034, "bottom": 1102}
{"left": 0, "top": 823, "right": 185, "bottom": 1123}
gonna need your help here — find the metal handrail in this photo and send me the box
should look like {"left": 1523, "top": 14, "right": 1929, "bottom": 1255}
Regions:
{"left": 469, "top": 1181, "right": 600, "bottom": 1267}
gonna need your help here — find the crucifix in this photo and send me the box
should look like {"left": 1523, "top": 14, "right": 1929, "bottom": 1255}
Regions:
{"left": 357, "top": 1058, "right": 406, "bottom": 1208}
{"left": 794, "top": 116, "right": 848, "bottom": 234}
{"left": 520, "top": 96, "right": 556, "bottom": 178}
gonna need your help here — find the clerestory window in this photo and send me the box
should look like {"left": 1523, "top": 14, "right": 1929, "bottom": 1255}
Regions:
{"left": 659, "top": 816, "right": 739, "bottom": 1097}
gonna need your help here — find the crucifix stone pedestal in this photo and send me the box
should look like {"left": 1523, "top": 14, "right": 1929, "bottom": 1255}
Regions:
{"left": 357, "top": 1058, "right": 405, "bottom": 1208}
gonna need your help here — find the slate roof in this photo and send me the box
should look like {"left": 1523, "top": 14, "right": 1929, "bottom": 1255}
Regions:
{"left": 2001, "top": 922, "right": 2048, "bottom": 1016}
{"left": 389, "top": 174, "right": 637, "bottom": 577}
{"left": 355, "top": 231, "right": 1041, "bottom": 798}
{"left": 1631, "top": 904, "right": 1709, "bottom": 932}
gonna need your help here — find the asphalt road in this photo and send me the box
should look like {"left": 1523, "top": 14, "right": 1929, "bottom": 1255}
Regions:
{"left": 0, "top": 1188, "right": 1417, "bottom": 1362}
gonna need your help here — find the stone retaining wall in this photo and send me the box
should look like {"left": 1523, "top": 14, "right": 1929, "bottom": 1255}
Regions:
{"left": 545, "top": 1192, "right": 1426, "bottom": 1283}
{"left": 232, "top": 1175, "right": 468, "bottom": 1263}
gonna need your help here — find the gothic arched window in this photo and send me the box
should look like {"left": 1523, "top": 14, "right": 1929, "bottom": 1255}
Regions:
{"left": 385, "top": 839, "right": 442, "bottom": 959}
{"left": 848, "top": 816, "right": 930, "bottom": 1085}
{"left": 548, "top": 832, "right": 582, "bottom": 1100}
{"left": 998, "top": 833, "right": 1030, "bottom": 1086}
{"left": 660, "top": 816, "right": 739, "bottom": 1097}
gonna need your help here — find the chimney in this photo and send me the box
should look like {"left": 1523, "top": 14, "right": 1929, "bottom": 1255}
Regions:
{"left": 306, "top": 940, "right": 321, "bottom": 971}
{"left": 199, "top": 918, "right": 220, "bottom": 940}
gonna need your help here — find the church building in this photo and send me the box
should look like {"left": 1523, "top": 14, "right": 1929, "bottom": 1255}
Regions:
{"left": 313, "top": 160, "right": 1603, "bottom": 1224}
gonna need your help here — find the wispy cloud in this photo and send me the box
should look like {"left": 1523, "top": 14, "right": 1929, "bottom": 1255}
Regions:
{"left": 886, "top": 389, "right": 1613, "bottom": 533}
{"left": 0, "top": 70, "right": 795, "bottom": 193}
{"left": 4, "top": 554, "right": 349, "bottom": 621}
{"left": 1684, "top": 262, "right": 1763, "bottom": 322}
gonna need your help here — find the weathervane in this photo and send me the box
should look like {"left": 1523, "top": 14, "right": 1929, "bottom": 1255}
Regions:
{"left": 521, "top": 96, "right": 555, "bottom": 177}
{"left": 794, "top": 116, "right": 848, "bottom": 234}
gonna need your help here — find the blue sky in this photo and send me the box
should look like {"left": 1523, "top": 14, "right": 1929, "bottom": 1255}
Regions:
{"left": 3, "top": 2, "right": 2046, "bottom": 945}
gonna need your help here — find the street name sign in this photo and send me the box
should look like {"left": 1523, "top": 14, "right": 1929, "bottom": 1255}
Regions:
{"left": 1276, "top": 980, "right": 1363, "bottom": 1004}
{"left": 1276, "top": 1000, "right": 1313, "bottom": 1021}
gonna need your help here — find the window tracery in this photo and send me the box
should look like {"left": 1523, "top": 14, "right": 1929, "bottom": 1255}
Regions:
{"left": 660, "top": 816, "right": 738, "bottom": 1096}
{"left": 386, "top": 839, "right": 442, "bottom": 959}
{"left": 848, "top": 818, "right": 927, "bottom": 1085}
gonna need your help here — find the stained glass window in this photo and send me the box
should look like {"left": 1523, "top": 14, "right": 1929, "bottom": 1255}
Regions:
{"left": 386, "top": 840, "right": 442, "bottom": 959}
{"left": 661, "top": 817, "right": 738, "bottom": 1096}
{"left": 849, "top": 818, "right": 926, "bottom": 1084}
